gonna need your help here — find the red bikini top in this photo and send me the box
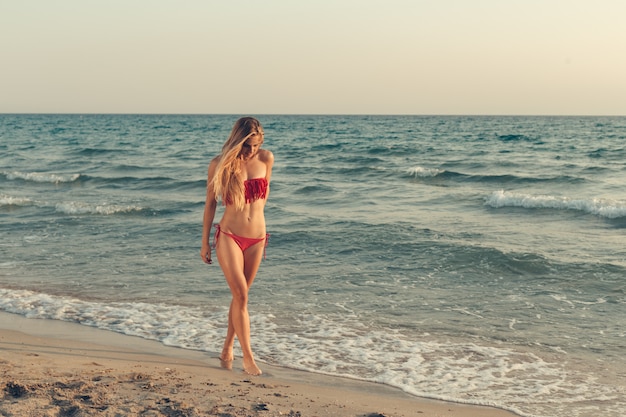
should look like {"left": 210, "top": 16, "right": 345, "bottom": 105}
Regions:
{"left": 243, "top": 177, "right": 268, "bottom": 204}
{"left": 223, "top": 177, "right": 268, "bottom": 205}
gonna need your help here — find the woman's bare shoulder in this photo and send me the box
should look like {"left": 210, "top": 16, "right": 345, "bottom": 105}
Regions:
{"left": 258, "top": 149, "right": 274, "bottom": 165}
{"left": 207, "top": 155, "right": 221, "bottom": 177}
{"left": 208, "top": 155, "right": 221, "bottom": 168}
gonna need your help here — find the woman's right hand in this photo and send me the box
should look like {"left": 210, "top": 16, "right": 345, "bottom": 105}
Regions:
{"left": 200, "top": 245, "right": 213, "bottom": 264}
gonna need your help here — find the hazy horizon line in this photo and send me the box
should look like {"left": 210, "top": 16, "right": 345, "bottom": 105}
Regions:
{"left": 2, "top": 112, "right": 625, "bottom": 117}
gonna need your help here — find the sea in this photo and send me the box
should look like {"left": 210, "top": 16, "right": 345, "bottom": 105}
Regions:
{"left": 0, "top": 114, "right": 624, "bottom": 417}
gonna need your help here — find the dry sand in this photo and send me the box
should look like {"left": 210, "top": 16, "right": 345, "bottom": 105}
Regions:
{"left": 0, "top": 313, "right": 517, "bottom": 417}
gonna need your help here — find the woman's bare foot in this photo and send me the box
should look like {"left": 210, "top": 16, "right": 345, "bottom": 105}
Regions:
{"left": 243, "top": 357, "right": 262, "bottom": 376}
{"left": 219, "top": 357, "right": 233, "bottom": 370}
{"left": 219, "top": 347, "right": 234, "bottom": 370}
{"left": 220, "top": 347, "right": 234, "bottom": 361}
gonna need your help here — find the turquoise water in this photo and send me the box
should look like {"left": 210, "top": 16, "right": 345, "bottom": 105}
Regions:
{"left": 1, "top": 114, "right": 625, "bottom": 417}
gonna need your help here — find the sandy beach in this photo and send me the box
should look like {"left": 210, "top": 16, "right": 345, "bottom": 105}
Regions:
{"left": 0, "top": 312, "right": 517, "bottom": 417}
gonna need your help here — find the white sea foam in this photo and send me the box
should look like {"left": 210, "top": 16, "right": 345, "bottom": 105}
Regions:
{"left": 55, "top": 202, "right": 143, "bottom": 215}
{"left": 1, "top": 194, "right": 143, "bottom": 215}
{"left": 0, "top": 288, "right": 622, "bottom": 417}
{"left": 259, "top": 314, "right": 624, "bottom": 417}
{"left": 486, "top": 190, "right": 626, "bottom": 219}
{"left": 0, "top": 194, "right": 34, "bottom": 207}
{"left": 407, "top": 166, "right": 444, "bottom": 177}
{"left": 3, "top": 171, "right": 80, "bottom": 184}
{"left": 0, "top": 288, "right": 226, "bottom": 351}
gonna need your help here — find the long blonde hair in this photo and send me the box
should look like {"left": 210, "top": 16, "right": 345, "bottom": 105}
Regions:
{"left": 211, "top": 117, "right": 264, "bottom": 210}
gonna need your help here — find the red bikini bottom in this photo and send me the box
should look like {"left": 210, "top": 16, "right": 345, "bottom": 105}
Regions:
{"left": 213, "top": 224, "right": 269, "bottom": 259}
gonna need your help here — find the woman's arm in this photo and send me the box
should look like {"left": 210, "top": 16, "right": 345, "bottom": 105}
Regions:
{"left": 200, "top": 158, "right": 219, "bottom": 264}
{"left": 260, "top": 150, "right": 274, "bottom": 198}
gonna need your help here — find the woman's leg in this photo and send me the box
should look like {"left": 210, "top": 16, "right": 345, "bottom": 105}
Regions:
{"left": 219, "top": 303, "right": 235, "bottom": 369}
{"left": 216, "top": 234, "right": 265, "bottom": 375}
{"left": 221, "top": 237, "right": 265, "bottom": 363}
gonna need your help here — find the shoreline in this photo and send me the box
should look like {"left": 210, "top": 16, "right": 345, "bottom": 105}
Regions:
{"left": 1, "top": 312, "right": 518, "bottom": 416}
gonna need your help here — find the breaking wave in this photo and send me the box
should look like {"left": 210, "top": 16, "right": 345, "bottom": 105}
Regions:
{"left": 486, "top": 190, "right": 626, "bottom": 219}
{"left": 2, "top": 171, "right": 81, "bottom": 184}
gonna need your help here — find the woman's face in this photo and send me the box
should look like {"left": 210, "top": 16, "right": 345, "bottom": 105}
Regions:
{"left": 239, "top": 133, "right": 264, "bottom": 160}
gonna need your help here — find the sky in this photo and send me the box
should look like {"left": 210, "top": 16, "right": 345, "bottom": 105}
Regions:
{"left": 1, "top": 0, "right": 625, "bottom": 115}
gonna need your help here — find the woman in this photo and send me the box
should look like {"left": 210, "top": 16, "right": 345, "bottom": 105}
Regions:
{"left": 200, "top": 117, "right": 274, "bottom": 376}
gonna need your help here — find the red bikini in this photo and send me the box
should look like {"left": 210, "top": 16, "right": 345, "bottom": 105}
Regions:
{"left": 214, "top": 225, "right": 269, "bottom": 259}
{"left": 214, "top": 178, "right": 270, "bottom": 258}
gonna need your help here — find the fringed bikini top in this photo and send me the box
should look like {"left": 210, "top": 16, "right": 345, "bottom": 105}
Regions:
{"left": 244, "top": 177, "right": 268, "bottom": 204}
{"left": 223, "top": 177, "right": 268, "bottom": 206}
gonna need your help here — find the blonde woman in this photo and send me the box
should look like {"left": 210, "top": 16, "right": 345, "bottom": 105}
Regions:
{"left": 200, "top": 117, "right": 274, "bottom": 376}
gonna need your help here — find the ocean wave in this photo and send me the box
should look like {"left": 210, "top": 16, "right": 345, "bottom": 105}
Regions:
{"left": 407, "top": 167, "right": 585, "bottom": 186}
{"left": 407, "top": 166, "right": 445, "bottom": 177}
{"left": 55, "top": 201, "right": 147, "bottom": 216}
{"left": 294, "top": 184, "right": 336, "bottom": 195}
{"left": 53, "top": 173, "right": 205, "bottom": 192}
{"left": 0, "top": 288, "right": 225, "bottom": 351}
{"left": 2, "top": 170, "right": 81, "bottom": 184}
{"left": 486, "top": 190, "right": 626, "bottom": 219}
{"left": 0, "top": 194, "right": 150, "bottom": 216}
{"left": 497, "top": 134, "right": 539, "bottom": 143}
{"left": 0, "top": 194, "right": 34, "bottom": 207}
{"left": 74, "top": 147, "right": 132, "bottom": 156}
